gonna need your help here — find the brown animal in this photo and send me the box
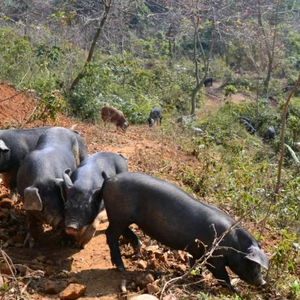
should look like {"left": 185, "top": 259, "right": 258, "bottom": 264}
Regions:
{"left": 101, "top": 106, "right": 129, "bottom": 132}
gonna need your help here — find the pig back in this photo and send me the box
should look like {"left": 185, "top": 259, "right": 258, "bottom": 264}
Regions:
{"left": 103, "top": 172, "right": 235, "bottom": 251}
{"left": 0, "top": 127, "right": 50, "bottom": 173}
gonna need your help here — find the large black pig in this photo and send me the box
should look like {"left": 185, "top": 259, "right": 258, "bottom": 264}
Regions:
{"left": 0, "top": 127, "right": 50, "bottom": 201}
{"left": 94, "top": 172, "right": 269, "bottom": 291}
{"left": 62, "top": 151, "right": 128, "bottom": 248}
{"left": 17, "top": 127, "right": 87, "bottom": 247}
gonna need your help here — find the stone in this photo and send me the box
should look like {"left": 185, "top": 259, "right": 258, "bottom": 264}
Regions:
{"left": 147, "top": 283, "right": 160, "bottom": 294}
{"left": 59, "top": 283, "right": 86, "bottom": 300}
{"left": 44, "top": 280, "right": 59, "bottom": 294}
{"left": 135, "top": 273, "right": 154, "bottom": 288}
{"left": 0, "top": 199, "right": 14, "bottom": 209}
{"left": 137, "top": 260, "right": 147, "bottom": 269}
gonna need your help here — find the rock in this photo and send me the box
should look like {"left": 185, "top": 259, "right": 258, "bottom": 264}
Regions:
{"left": 135, "top": 273, "right": 155, "bottom": 288}
{"left": 145, "top": 245, "right": 163, "bottom": 255}
{"left": 148, "top": 258, "right": 159, "bottom": 269}
{"left": 0, "top": 263, "right": 13, "bottom": 275}
{"left": 59, "top": 283, "right": 86, "bottom": 300}
{"left": 37, "top": 255, "right": 45, "bottom": 262}
{"left": 44, "top": 280, "right": 59, "bottom": 294}
{"left": 130, "top": 294, "right": 159, "bottom": 300}
{"left": 147, "top": 283, "right": 160, "bottom": 294}
{"left": 2, "top": 242, "right": 9, "bottom": 248}
{"left": 175, "top": 264, "right": 187, "bottom": 273}
{"left": 67, "top": 277, "right": 78, "bottom": 284}
{"left": 0, "top": 199, "right": 14, "bottom": 208}
{"left": 159, "top": 252, "right": 168, "bottom": 263}
{"left": 0, "top": 229, "right": 10, "bottom": 241}
{"left": 46, "top": 259, "right": 54, "bottom": 265}
{"left": 137, "top": 260, "right": 147, "bottom": 269}
{"left": 174, "top": 251, "right": 186, "bottom": 263}
{"left": 45, "top": 266, "right": 56, "bottom": 276}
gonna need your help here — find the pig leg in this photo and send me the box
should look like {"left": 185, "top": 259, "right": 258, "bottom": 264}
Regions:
{"left": 122, "top": 227, "right": 142, "bottom": 253}
{"left": 78, "top": 209, "right": 107, "bottom": 248}
{"left": 24, "top": 212, "right": 43, "bottom": 248}
{"left": 106, "top": 223, "right": 127, "bottom": 271}
{"left": 205, "top": 258, "right": 235, "bottom": 292}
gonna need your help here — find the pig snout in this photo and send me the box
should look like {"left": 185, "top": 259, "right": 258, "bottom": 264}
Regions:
{"left": 253, "top": 275, "right": 266, "bottom": 286}
{"left": 65, "top": 226, "right": 79, "bottom": 236}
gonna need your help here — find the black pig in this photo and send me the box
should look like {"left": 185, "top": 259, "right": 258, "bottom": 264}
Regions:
{"left": 204, "top": 77, "right": 214, "bottom": 87}
{"left": 266, "top": 125, "right": 275, "bottom": 140}
{"left": 239, "top": 117, "right": 256, "bottom": 134}
{"left": 17, "top": 127, "right": 87, "bottom": 247}
{"left": 148, "top": 107, "right": 163, "bottom": 127}
{"left": 63, "top": 151, "right": 128, "bottom": 248}
{"left": 96, "top": 172, "right": 268, "bottom": 291}
{"left": 0, "top": 127, "right": 50, "bottom": 201}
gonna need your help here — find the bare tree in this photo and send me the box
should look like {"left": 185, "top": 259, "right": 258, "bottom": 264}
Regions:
{"left": 69, "top": 0, "right": 112, "bottom": 91}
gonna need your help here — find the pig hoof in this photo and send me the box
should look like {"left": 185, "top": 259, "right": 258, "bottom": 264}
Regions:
{"left": 117, "top": 265, "right": 125, "bottom": 272}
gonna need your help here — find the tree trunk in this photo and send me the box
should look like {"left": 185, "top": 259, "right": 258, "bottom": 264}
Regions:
{"left": 70, "top": 1, "right": 112, "bottom": 91}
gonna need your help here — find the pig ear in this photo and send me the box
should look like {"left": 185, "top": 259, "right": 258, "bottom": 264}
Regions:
{"left": 54, "top": 178, "right": 66, "bottom": 202}
{"left": 245, "top": 245, "right": 269, "bottom": 270}
{"left": 24, "top": 187, "right": 43, "bottom": 211}
{"left": 63, "top": 169, "right": 73, "bottom": 189}
{"left": 0, "top": 140, "right": 9, "bottom": 153}
{"left": 90, "top": 188, "right": 102, "bottom": 205}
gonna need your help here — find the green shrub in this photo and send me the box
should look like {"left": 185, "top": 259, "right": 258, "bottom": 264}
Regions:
{"left": 223, "top": 85, "right": 238, "bottom": 96}
{"left": 0, "top": 28, "right": 34, "bottom": 85}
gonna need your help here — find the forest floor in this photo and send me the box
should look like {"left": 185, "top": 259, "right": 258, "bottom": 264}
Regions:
{"left": 0, "top": 82, "right": 267, "bottom": 300}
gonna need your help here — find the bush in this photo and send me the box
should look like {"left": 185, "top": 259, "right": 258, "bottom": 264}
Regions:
{"left": 0, "top": 28, "right": 34, "bottom": 85}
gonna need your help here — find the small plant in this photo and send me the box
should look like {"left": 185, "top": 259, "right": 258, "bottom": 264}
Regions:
{"left": 33, "top": 90, "right": 64, "bottom": 123}
{"left": 223, "top": 84, "right": 238, "bottom": 97}
{"left": 290, "top": 280, "right": 300, "bottom": 294}
{"left": 1, "top": 282, "right": 9, "bottom": 292}
{"left": 272, "top": 230, "right": 299, "bottom": 277}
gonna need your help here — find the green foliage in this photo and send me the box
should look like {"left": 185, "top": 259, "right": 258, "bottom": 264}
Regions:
{"left": 67, "top": 54, "right": 196, "bottom": 122}
{"left": 210, "top": 57, "right": 233, "bottom": 81}
{"left": 1, "top": 282, "right": 9, "bottom": 292}
{"left": 67, "top": 63, "right": 105, "bottom": 120}
{"left": 0, "top": 28, "right": 33, "bottom": 84}
{"left": 33, "top": 90, "right": 64, "bottom": 123}
{"left": 223, "top": 85, "right": 238, "bottom": 96}
{"left": 272, "top": 230, "right": 299, "bottom": 275}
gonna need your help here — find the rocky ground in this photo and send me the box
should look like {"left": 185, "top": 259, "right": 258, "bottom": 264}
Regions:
{"left": 0, "top": 82, "right": 268, "bottom": 300}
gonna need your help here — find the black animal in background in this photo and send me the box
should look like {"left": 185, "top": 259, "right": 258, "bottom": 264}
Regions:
{"left": 266, "top": 125, "right": 275, "bottom": 140}
{"left": 148, "top": 107, "right": 163, "bottom": 127}
{"left": 239, "top": 117, "right": 256, "bottom": 134}
{"left": 204, "top": 77, "right": 214, "bottom": 87}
